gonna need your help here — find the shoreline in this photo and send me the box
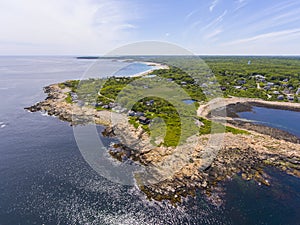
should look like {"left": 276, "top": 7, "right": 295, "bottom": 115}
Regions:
{"left": 25, "top": 81, "right": 300, "bottom": 206}
{"left": 198, "top": 97, "right": 300, "bottom": 144}
{"left": 131, "top": 61, "right": 169, "bottom": 77}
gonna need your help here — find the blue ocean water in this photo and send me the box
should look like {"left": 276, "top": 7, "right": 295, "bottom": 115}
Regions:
{"left": 114, "top": 62, "right": 157, "bottom": 76}
{"left": 238, "top": 106, "right": 300, "bottom": 137}
{"left": 0, "top": 56, "right": 299, "bottom": 224}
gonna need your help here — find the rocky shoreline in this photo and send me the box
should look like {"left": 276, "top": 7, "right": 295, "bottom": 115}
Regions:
{"left": 208, "top": 100, "right": 300, "bottom": 144}
{"left": 25, "top": 84, "right": 300, "bottom": 206}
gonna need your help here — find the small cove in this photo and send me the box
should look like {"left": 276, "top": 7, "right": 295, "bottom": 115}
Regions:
{"left": 237, "top": 106, "right": 300, "bottom": 137}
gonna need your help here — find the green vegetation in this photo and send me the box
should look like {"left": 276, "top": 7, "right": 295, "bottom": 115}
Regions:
{"left": 149, "top": 67, "right": 207, "bottom": 102}
{"left": 199, "top": 117, "right": 250, "bottom": 135}
{"left": 128, "top": 116, "right": 139, "bottom": 129}
{"left": 59, "top": 56, "right": 299, "bottom": 146}
{"left": 205, "top": 57, "right": 300, "bottom": 101}
{"left": 65, "top": 92, "right": 72, "bottom": 104}
{"left": 141, "top": 56, "right": 300, "bottom": 102}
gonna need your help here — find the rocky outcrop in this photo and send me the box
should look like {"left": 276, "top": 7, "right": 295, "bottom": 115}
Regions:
{"left": 227, "top": 120, "right": 300, "bottom": 144}
{"left": 26, "top": 85, "right": 300, "bottom": 206}
{"left": 108, "top": 132, "right": 300, "bottom": 206}
{"left": 25, "top": 84, "right": 112, "bottom": 126}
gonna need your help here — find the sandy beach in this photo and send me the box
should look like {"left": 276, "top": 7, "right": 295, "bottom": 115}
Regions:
{"left": 131, "top": 61, "right": 169, "bottom": 77}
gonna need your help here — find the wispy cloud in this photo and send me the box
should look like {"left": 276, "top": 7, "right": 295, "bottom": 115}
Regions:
{"left": 0, "top": 0, "right": 139, "bottom": 54}
{"left": 234, "top": 0, "right": 247, "bottom": 12}
{"left": 185, "top": 9, "right": 200, "bottom": 21}
{"left": 209, "top": 0, "right": 219, "bottom": 12}
{"left": 201, "top": 10, "right": 227, "bottom": 30}
{"left": 235, "top": 1, "right": 300, "bottom": 39}
{"left": 224, "top": 28, "right": 300, "bottom": 46}
{"left": 204, "top": 28, "right": 223, "bottom": 40}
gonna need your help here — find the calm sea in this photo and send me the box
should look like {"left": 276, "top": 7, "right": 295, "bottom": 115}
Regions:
{"left": 0, "top": 56, "right": 299, "bottom": 225}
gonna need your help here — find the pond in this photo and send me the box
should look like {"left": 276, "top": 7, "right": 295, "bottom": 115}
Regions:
{"left": 182, "top": 99, "right": 196, "bottom": 105}
{"left": 237, "top": 106, "right": 300, "bottom": 137}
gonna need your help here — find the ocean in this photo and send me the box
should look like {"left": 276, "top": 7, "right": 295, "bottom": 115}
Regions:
{"left": 0, "top": 56, "right": 299, "bottom": 225}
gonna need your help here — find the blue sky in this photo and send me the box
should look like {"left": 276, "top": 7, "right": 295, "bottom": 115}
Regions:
{"left": 1, "top": 0, "right": 300, "bottom": 55}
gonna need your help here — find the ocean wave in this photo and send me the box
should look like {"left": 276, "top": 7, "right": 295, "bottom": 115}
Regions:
{"left": 41, "top": 111, "right": 49, "bottom": 117}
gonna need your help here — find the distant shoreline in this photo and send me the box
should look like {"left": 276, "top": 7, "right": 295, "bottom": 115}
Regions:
{"left": 131, "top": 61, "right": 169, "bottom": 77}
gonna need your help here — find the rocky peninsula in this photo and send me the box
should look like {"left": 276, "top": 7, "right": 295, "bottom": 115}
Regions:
{"left": 25, "top": 81, "right": 300, "bottom": 206}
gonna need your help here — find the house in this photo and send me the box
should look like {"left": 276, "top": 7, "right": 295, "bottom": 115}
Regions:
{"left": 139, "top": 116, "right": 150, "bottom": 125}
{"left": 254, "top": 75, "right": 266, "bottom": 82}
{"left": 167, "top": 78, "right": 173, "bottom": 82}
{"left": 237, "top": 79, "right": 246, "bottom": 85}
{"left": 109, "top": 102, "right": 117, "bottom": 108}
{"left": 120, "top": 108, "right": 127, "bottom": 113}
{"left": 283, "top": 78, "right": 289, "bottom": 82}
{"left": 95, "top": 102, "right": 103, "bottom": 107}
{"left": 273, "top": 91, "right": 280, "bottom": 95}
{"left": 135, "top": 112, "right": 145, "bottom": 117}
{"left": 145, "top": 74, "right": 157, "bottom": 78}
{"left": 287, "top": 95, "right": 294, "bottom": 101}
{"left": 128, "top": 111, "right": 135, "bottom": 117}
{"left": 220, "top": 86, "right": 227, "bottom": 91}
{"left": 203, "top": 91, "right": 212, "bottom": 95}
{"left": 146, "top": 100, "right": 154, "bottom": 106}
{"left": 277, "top": 95, "right": 284, "bottom": 100}
{"left": 267, "top": 82, "right": 274, "bottom": 87}
{"left": 113, "top": 105, "right": 122, "bottom": 111}
{"left": 234, "top": 86, "right": 242, "bottom": 90}
{"left": 181, "top": 81, "right": 187, "bottom": 85}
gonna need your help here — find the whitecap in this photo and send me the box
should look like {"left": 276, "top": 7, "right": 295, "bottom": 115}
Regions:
{"left": 41, "top": 111, "right": 49, "bottom": 117}
{"left": 1, "top": 124, "right": 6, "bottom": 128}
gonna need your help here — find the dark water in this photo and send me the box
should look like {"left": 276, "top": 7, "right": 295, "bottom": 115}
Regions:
{"left": 238, "top": 106, "right": 300, "bottom": 137}
{"left": 0, "top": 57, "right": 299, "bottom": 224}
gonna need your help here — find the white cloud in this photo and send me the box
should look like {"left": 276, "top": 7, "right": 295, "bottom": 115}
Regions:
{"left": 0, "top": 0, "right": 138, "bottom": 55}
{"left": 209, "top": 0, "right": 219, "bottom": 12}
{"left": 204, "top": 28, "right": 223, "bottom": 40}
{"left": 201, "top": 10, "right": 227, "bottom": 30}
{"left": 234, "top": 0, "right": 247, "bottom": 12}
{"left": 185, "top": 9, "right": 199, "bottom": 21}
{"left": 223, "top": 28, "right": 300, "bottom": 46}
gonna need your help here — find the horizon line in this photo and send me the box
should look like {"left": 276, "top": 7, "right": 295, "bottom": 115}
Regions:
{"left": 1, "top": 54, "right": 300, "bottom": 57}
